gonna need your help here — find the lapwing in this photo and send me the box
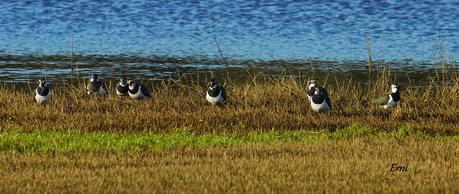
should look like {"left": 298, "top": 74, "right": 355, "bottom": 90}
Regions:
{"left": 370, "top": 84, "right": 401, "bottom": 109}
{"left": 35, "top": 78, "right": 50, "bottom": 105}
{"left": 127, "top": 80, "right": 151, "bottom": 99}
{"left": 86, "top": 74, "right": 108, "bottom": 95}
{"left": 116, "top": 77, "right": 129, "bottom": 96}
{"left": 206, "top": 78, "right": 226, "bottom": 105}
{"left": 309, "top": 86, "right": 331, "bottom": 113}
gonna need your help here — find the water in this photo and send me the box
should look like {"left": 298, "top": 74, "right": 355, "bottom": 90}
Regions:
{"left": 0, "top": 0, "right": 458, "bottom": 82}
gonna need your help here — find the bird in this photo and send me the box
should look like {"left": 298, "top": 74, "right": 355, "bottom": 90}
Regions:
{"left": 370, "top": 84, "right": 401, "bottom": 109}
{"left": 116, "top": 77, "right": 129, "bottom": 96}
{"left": 127, "top": 80, "right": 151, "bottom": 99}
{"left": 306, "top": 80, "right": 331, "bottom": 112}
{"left": 308, "top": 85, "right": 331, "bottom": 113}
{"left": 206, "top": 78, "right": 226, "bottom": 105}
{"left": 86, "top": 74, "right": 108, "bottom": 95}
{"left": 35, "top": 78, "right": 50, "bottom": 105}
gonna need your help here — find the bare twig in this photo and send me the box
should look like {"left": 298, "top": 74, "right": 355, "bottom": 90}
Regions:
{"left": 70, "top": 35, "right": 74, "bottom": 85}
{"left": 366, "top": 33, "right": 373, "bottom": 80}
{"left": 214, "top": 37, "right": 230, "bottom": 81}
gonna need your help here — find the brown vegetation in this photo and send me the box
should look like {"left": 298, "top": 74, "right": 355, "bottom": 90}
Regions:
{"left": 1, "top": 138, "right": 457, "bottom": 193}
{"left": 0, "top": 69, "right": 458, "bottom": 134}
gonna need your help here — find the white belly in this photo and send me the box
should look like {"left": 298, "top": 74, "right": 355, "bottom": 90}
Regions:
{"left": 35, "top": 93, "right": 50, "bottom": 105}
{"left": 87, "top": 87, "right": 107, "bottom": 95}
{"left": 383, "top": 96, "right": 397, "bottom": 109}
{"left": 129, "top": 89, "right": 146, "bottom": 99}
{"left": 310, "top": 101, "right": 329, "bottom": 112}
{"left": 206, "top": 91, "right": 224, "bottom": 105}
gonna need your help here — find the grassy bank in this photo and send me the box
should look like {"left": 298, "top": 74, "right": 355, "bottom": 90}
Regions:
{"left": 1, "top": 71, "right": 459, "bottom": 135}
{"left": 0, "top": 125, "right": 458, "bottom": 152}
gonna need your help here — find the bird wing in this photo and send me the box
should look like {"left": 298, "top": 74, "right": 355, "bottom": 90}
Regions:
{"left": 86, "top": 83, "right": 91, "bottom": 91}
{"left": 42, "top": 87, "right": 50, "bottom": 96}
{"left": 325, "top": 96, "right": 331, "bottom": 108}
{"left": 116, "top": 84, "right": 128, "bottom": 94}
{"left": 36, "top": 87, "right": 50, "bottom": 96}
{"left": 141, "top": 85, "right": 151, "bottom": 97}
{"left": 370, "top": 95, "right": 390, "bottom": 105}
{"left": 320, "top": 87, "right": 331, "bottom": 108}
{"left": 101, "top": 82, "right": 109, "bottom": 94}
{"left": 87, "top": 82, "right": 96, "bottom": 92}
{"left": 319, "top": 87, "right": 329, "bottom": 96}
{"left": 220, "top": 86, "right": 226, "bottom": 101}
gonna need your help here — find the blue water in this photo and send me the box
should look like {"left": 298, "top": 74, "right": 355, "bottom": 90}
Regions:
{"left": 0, "top": 0, "right": 458, "bottom": 61}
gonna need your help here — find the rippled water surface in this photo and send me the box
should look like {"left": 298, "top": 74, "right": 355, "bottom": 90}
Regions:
{"left": 0, "top": 0, "right": 458, "bottom": 82}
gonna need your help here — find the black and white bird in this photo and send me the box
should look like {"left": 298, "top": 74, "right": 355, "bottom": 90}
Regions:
{"left": 307, "top": 80, "right": 331, "bottom": 112}
{"left": 127, "top": 80, "right": 150, "bottom": 99}
{"left": 206, "top": 78, "right": 226, "bottom": 105}
{"left": 86, "top": 74, "right": 108, "bottom": 95}
{"left": 370, "top": 84, "right": 401, "bottom": 109}
{"left": 116, "top": 77, "right": 129, "bottom": 96}
{"left": 35, "top": 78, "right": 50, "bottom": 105}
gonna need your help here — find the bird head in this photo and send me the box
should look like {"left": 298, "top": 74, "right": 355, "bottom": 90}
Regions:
{"left": 127, "top": 80, "right": 136, "bottom": 90}
{"left": 38, "top": 78, "right": 47, "bottom": 87}
{"left": 208, "top": 78, "right": 218, "bottom": 90}
{"left": 314, "top": 87, "right": 321, "bottom": 95}
{"left": 307, "top": 80, "right": 317, "bottom": 90}
{"left": 119, "top": 77, "right": 127, "bottom": 85}
{"left": 391, "top": 84, "right": 400, "bottom": 93}
{"left": 90, "top": 74, "right": 98, "bottom": 82}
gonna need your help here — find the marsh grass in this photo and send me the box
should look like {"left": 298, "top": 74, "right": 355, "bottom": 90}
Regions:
{"left": 0, "top": 67, "right": 458, "bottom": 134}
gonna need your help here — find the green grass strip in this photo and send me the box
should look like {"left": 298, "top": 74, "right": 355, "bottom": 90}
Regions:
{"left": 0, "top": 125, "right": 458, "bottom": 152}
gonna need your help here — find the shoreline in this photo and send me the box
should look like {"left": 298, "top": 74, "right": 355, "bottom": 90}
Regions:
{"left": 0, "top": 53, "right": 455, "bottom": 84}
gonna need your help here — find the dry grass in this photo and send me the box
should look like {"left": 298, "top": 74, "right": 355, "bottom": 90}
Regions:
{"left": 0, "top": 138, "right": 457, "bottom": 193}
{"left": 0, "top": 70, "right": 458, "bottom": 134}
{"left": 1, "top": 68, "right": 458, "bottom": 193}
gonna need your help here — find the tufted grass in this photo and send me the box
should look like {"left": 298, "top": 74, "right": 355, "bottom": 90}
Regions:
{"left": 1, "top": 68, "right": 459, "bottom": 135}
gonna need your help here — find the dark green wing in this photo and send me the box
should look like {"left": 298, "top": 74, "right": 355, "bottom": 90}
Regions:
{"left": 221, "top": 86, "right": 226, "bottom": 101}
{"left": 370, "top": 95, "right": 389, "bottom": 105}
{"left": 319, "top": 87, "right": 331, "bottom": 108}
